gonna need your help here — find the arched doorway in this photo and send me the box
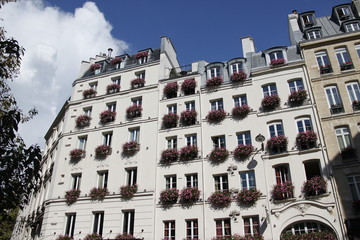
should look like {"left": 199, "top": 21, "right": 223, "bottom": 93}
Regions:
{"left": 280, "top": 221, "right": 337, "bottom": 239}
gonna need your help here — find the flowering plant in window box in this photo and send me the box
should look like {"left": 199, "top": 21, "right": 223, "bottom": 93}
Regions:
{"left": 65, "top": 189, "right": 81, "bottom": 205}
{"left": 233, "top": 144, "right": 254, "bottom": 161}
{"left": 209, "top": 147, "right": 229, "bottom": 163}
{"left": 179, "top": 187, "right": 200, "bottom": 203}
{"left": 237, "top": 188, "right": 262, "bottom": 205}
{"left": 90, "top": 63, "right": 101, "bottom": 71}
{"left": 120, "top": 184, "right": 138, "bottom": 199}
{"left": 56, "top": 235, "right": 73, "bottom": 240}
{"left": 75, "top": 114, "right": 91, "bottom": 128}
{"left": 126, "top": 104, "right": 142, "bottom": 119}
{"left": 115, "top": 233, "right": 135, "bottom": 239}
{"left": 340, "top": 61, "right": 353, "bottom": 71}
{"left": 261, "top": 95, "right": 280, "bottom": 111}
{"left": 231, "top": 105, "right": 250, "bottom": 119}
{"left": 352, "top": 100, "right": 360, "bottom": 110}
{"left": 95, "top": 145, "right": 112, "bottom": 156}
{"left": 179, "top": 145, "right": 198, "bottom": 161}
{"left": 69, "top": 149, "right": 85, "bottom": 159}
{"left": 206, "top": 109, "right": 226, "bottom": 124}
{"left": 266, "top": 135, "right": 288, "bottom": 154}
{"left": 319, "top": 64, "right": 332, "bottom": 74}
{"left": 272, "top": 181, "right": 294, "bottom": 201}
{"left": 135, "top": 51, "right": 148, "bottom": 59}
{"left": 303, "top": 176, "right": 327, "bottom": 197}
{"left": 206, "top": 76, "right": 223, "bottom": 88}
{"left": 180, "top": 110, "right": 197, "bottom": 126}
{"left": 106, "top": 83, "right": 120, "bottom": 94}
{"left": 99, "top": 109, "right": 116, "bottom": 124}
{"left": 280, "top": 231, "right": 337, "bottom": 240}
{"left": 162, "top": 112, "right": 179, "bottom": 128}
{"left": 270, "top": 58, "right": 286, "bottom": 66}
{"left": 230, "top": 71, "right": 247, "bottom": 82}
{"left": 83, "top": 233, "right": 102, "bottom": 240}
{"left": 89, "top": 187, "right": 108, "bottom": 201}
{"left": 110, "top": 57, "right": 122, "bottom": 65}
{"left": 208, "top": 191, "right": 232, "bottom": 208}
{"left": 288, "top": 89, "right": 307, "bottom": 105}
{"left": 83, "top": 89, "right": 97, "bottom": 99}
{"left": 163, "top": 82, "right": 178, "bottom": 98}
{"left": 296, "top": 130, "right": 317, "bottom": 150}
{"left": 122, "top": 141, "right": 140, "bottom": 155}
{"left": 131, "top": 78, "right": 145, "bottom": 88}
{"left": 341, "top": 146, "right": 356, "bottom": 159}
{"left": 159, "top": 188, "right": 179, "bottom": 204}
{"left": 160, "top": 148, "right": 178, "bottom": 164}
{"left": 181, "top": 78, "right": 196, "bottom": 95}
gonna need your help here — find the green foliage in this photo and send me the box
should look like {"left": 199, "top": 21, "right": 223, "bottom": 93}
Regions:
{"left": 0, "top": 208, "right": 18, "bottom": 240}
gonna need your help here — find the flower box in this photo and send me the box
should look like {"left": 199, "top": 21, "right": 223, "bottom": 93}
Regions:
{"left": 209, "top": 147, "right": 229, "bottom": 163}
{"left": 159, "top": 188, "right": 179, "bottom": 204}
{"left": 163, "top": 82, "right": 178, "bottom": 98}
{"left": 131, "top": 78, "right": 145, "bottom": 88}
{"left": 233, "top": 144, "right": 254, "bottom": 160}
{"left": 90, "top": 63, "right": 101, "bottom": 71}
{"left": 181, "top": 78, "right": 196, "bottom": 95}
{"left": 180, "top": 110, "right": 197, "bottom": 126}
{"left": 69, "top": 149, "right": 85, "bottom": 159}
{"left": 120, "top": 184, "right": 138, "bottom": 199}
{"left": 106, "top": 83, "right": 120, "bottom": 94}
{"left": 161, "top": 148, "right": 178, "bottom": 164}
{"left": 65, "top": 189, "right": 80, "bottom": 205}
{"left": 230, "top": 71, "right": 247, "bottom": 82}
{"left": 340, "top": 61, "right": 353, "bottom": 71}
{"left": 270, "top": 58, "right": 285, "bottom": 66}
{"left": 303, "top": 176, "right": 327, "bottom": 197}
{"left": 95, "top": 145, "right": 112, "bottom": 156}
{"left": 341, "top": 146, "right": 356, "bottom": 159}
{"left": 162, "top": 112, "right": 179, "bottom": 128}
{"left": 237, "top": 188, "right": 261, "bottom": 205}
{"left": 89, "top": 187, "right": 108, "bottom": 201}
{"left": 179, "top": 187, "right": 200, "bottom": 203}
{"left": 179, "top": 145, "right": 198, "bottom": 161}
{"left": 115, "top": 233, "right": 135, "bottom": 239}
{"left": 296, "top": 130, "right": 317, "bottom": 150}
{"left": 261, "top": 95, "right": 280, "bottom": 111}
{"left": 213, "top": 234, "right": 264, "bottom": 240}
{"left": 208, "top": 191, "right": 232, "bottom": 208}
{"left": 206, "top": 76, "right": 223, "bottom": 88}
{"left": 272, "top": 181, "right": 294, "bottom": 200}
{"left": 206, "top": 109, "right": 226, "bottom": 124}
{"left": 110, "top": 57, "right": 122, "bottom": 65}
{"left": 83, "top": 89, "right": 97, "bottom": 99}
{"left": 280, "top": 231, "right": 337, "bottom": 240}
{"left": 231, "top": 105, "right": 250, "bottom": 119}
{"left": 122, "top": 141, "right": 140, "bottom": 155}
{"left": 83, "top": 233, "right": 102, "bottom": 240}
{"left": 353, "top": 100, "right": 360, "bottom": 110}
{"left": 126, "top": 104, "right": 142, "bottom": 119}
{"left": 100, "top": 109, "right": 116, "bottom": 124}
{"left": 56, "top": 235, "right": 74, "bottom": 240}
{"left": 330, "top": 104, "right": 343, "bottom": 114}
{"left": 75, "top": 115, "right": 91, "bottom": 128}
{"left": 266, "top": 135, "right": 288, "bottom": 154}
{"left": 135, "top": 51, "right": 148, "bottom": 59}
{"left": 319, "top": 64, "right": 332, "bottom": 74}
{"left": 288, "top": 89, "right": 307, "bottom": 105}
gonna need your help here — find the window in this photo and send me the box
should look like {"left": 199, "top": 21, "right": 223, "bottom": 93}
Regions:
{"left": 168, "top": 104, "right": 177, "bottom": 114}
{"left": 111, "top": 76, "right": 121, "bottom": 85}
{"left": 65, "top": 213, "right": 76, "bottom": 237}
{"left": 240, "top": 171, "right": 256, "bottom": 190}
{"left": 288, "top": 79, "right": 304, "bottom": 92}
{"left": 186, "top": 134, "right": 197, "bottom": 146}
{"left": 315, "top": 51, "right": 331, "bottom": 72}
{"left": 307, "top": 30, "right": 321, "bottom": 40}
{"left": 107, "top": 102, "right": 116, "bottom": 112}
{"left": 283, "top": 221, "right": 331, "bottom": 235}
{"left": 186, "top": 219, "right": 198, "bottom": 240}
{"left": 122, "top": 210, "right": 135, "bottom": 235}
{"left": 268, "top": 121, "right": 284, "bottom": 137}
{"left": 167, "top": 137, "right": 177, "bottom": 149}
{"left": 132, "top": 97, "right": 142, "bottom": 106}
{"left": 103, "top": 132, "right": 112, "bottom": 146}
{"left": 275, "top": 165, "right": 291, "bottom": 185}
{"left": 84, "top": 107, "right": 92, "bottom": 117}
{"left": 346, "top": 82, "right": 360, "bottom": 103}
{"left": 325, "top": 86, "right": 343, "bottom": 113}
{"left": 210, "top": 99, "right": 224, "bottom": 110}
{"left": 237, "top": 131, "right": 251, "bottom": 145}
{"left": 231, "top": 62, "right": 243, "bottom": 73}
{"left": 348, "top": 175, "right": 360, "bottom": 201}
{"left": 233, "top": 95, "right": 247, "bottom": 107}
{"left": 93, "top": 212, "right": 104, "bottom": 235}
{"left": 126, "top": 168, "right": 137, "bottom": 185}
{"left": 129, "top": 128, "right": 140, "bottom": 142}
{"left": 98, "top": 171, "right": 108, "bottom": 188}
{"left": 243, "top": 216, "right": 260, "bottom": 236}
{"left": 356, "top": 44, "right": 360, "bottom": 58}
{"left": 164, "top": 221, "right": 175, "bottom": 240}
{"left": 214, "top": 175, "right": 228, "bottom": 191}
{"left": 135, "top": 71, "right": 145, "bottom": 80}
{"left": 72, "top": 173, "right": 82, "bottom": 190}
{"left": 166, "top": 175, "right": 177, "bottom": 189}
{"left": 304, "top": 160, "right": 321, "bottom": 180}
{"left": 262, "top": 84, "right": 277, "bottom": 97}
{"left": 89, "top": 82, "right": 97, "bottom": 91}
{"left": 186, "top": 101, "right": 195, "bottom": 111}
{"left": 215, "top": 219, "right": 231, "bottom": 237}
{"left": 210, "top": 67, "right": 221, "bottom": 78}
{"left": 335, "top": 127, "right": 352, "bottom": 150}
{"left": 296, "top": 117, "right": 313, "bottom": 132}
{"left": 337, "top": 6, "right": 351, "bottom": 20}
{"left": 186, "top": 174, "right": 198, "bottom": 187}
{"left": 345, "top": 22, "right": 360, "bottom": 32}
{"left": 78, "top": 136, "right": 87, "bottom": 150}
{"left": 269, "top": 51, "right": 284, "bottom": 61}
{"left": 212, "top": 135, "right": 226, "bottom": 148}
{"left": 302, "top": 14, "right": 315, "bottom": 27}
{"left": 335, "top": 47, "right": 352, "bottom": 68}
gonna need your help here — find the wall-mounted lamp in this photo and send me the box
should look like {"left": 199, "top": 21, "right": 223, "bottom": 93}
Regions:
{"left": 255, "top": 133, "right": 265, "bottom": 151}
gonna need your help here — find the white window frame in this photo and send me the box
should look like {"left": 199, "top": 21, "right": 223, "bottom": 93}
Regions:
{"left": 288, "top": 79, "right": 304, "bottom": 92}
{"left": 237, "top": 131, "right": 251, "bottom": 145}
{"left": 337, "top": 6, "right": 351, "bottom": 19}
{"left": 346, "top": 82, "right": 360, "bottom": 103}
{"left": 83, "top": 107, "right": 92, "bottom": 117}
{"left": 315, "top": 51, "right": 330, "bottom": 68}
{"left": 186, "top": 219, "right": 199, "bottom": 240}
{"left": 168, "top": 104, "right": 177, "bottom": 114}
{"left": 126, "top": 168, "right": 137, "bottom": 186}
{"left": 307, "top": 30, "right": 321, "bottom": 40}
{"left": 185, "top": 101, "right": 195, "bottom": 111}
{"left": 302, "top": 14, "right": 314, "bottom": 25}
{"left": 132, "top": 97, "right": 142, "bottom": 106}
{"left": 209, "top": 67, "right": 221, "bottom": 78}
{"left": 186, "top": 174, "right": 198, "bottom": 188}
{"left": 296, "top": 117, "right": 313, "bottom": 132}
{"left": 129, "top": 128, "right": 140, "bottom": 142}
{"left": 268, "top": 121, "right": 284, "bottom": 137}
{"left": 262, "top": 84, "right": 277, "bottom": 97}
{"left": 348, "top": 175, "right": 360, "bottom": 201}
{"left": 240, "top": 171, "right": 256, "bottom": 190}
{"left": 210, "top": 99, "right": 224, "bottom": 110}
{"left": 212, "top": 135, "right": 226, "bottom": 148}
{"left": 167, "top": 137, "right": 177, "bottom": 149}
{"left": 215, "top": 219, "right": 231, "bottom": 237}
{"left": 65, "top": 213, "right": 76, "bottom": 237}
{"left": 107, "top": 102, "right": 116, "bottom": 112}
{"left": 92, "top": 212, "right": 104, "bottom": 235}
{"left": 103, "top": 132, "right": 112, "bottom": 146}
{"left": 78, "top": 136, "right": 87, "bottom": 150}
{"left": 89, "top": 82, "right": 97, "bottom": 91}
{"left": 355, "top": 44, "right": 360, "bottom": 58}
{"left": 275, "top": 165, "right": 291, "bottom": 184}
{"left": 135, "top": 71, "right": 145, "bottom": 79}
{"left": 335, "top": 47, "right": 352, "bottom": 66}
{"left": 325, "top": 86, "right": 342, "bottom": 107}
{"left": 186, "top": 134, "right": 197, "bottom": 146}
{"left": 98, "top": 171, "right": 108, "bottom": 188}
{"left": 214, "top": 174, "right": 228, "bottom": 191}
{"left": 233, "top": 95, "right": 247, "bottom": 107}
{"left": 269, "top": 51, "right": 284, "bottom": 61}
{"left": 72, "top": 173, "right": 82, "bottom": 190}
{"left": 164, "top": 221, "right": 175, "bottom": 240}
{"left": 335, "top": 127, "right": 352, "bottom": 150}
{"left": 231, "top": 62, "right": 243, "bottom": 74}
{"left": 165, "top": 175, "right": 177, "bottom": 189}
{"left": 111, "top": 76, "right": 121, "bottom": 85}
{"left": 345, "top": 22, "right": 360, "bottom": 32}
{"left": 243, "top": 216, "right": 260, "bottom": 236}
{"left": 122, "top": 210, "right": 135, "bottom": 235}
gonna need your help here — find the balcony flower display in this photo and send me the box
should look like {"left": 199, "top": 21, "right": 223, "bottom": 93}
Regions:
{"left": 319, "top": 64, "right": 332, "bottom": 74}
{"left": 233, "top": 144, "right": 254, "bottom": 160}
{"left": 353, "top": 100, "right": 360, "bottom": 110}
{"left": 272, "top": 181, "right": 294, "bottom": 201}
{"left": 159, "top": 188, "right": 179, "bottom": 204}
{"left": 230, "top": 71, "right": 247, "bottom": 82}
{"left": 83, "top": 89, "right": 97, "bottom": 99}
{"left": 120, "top": 184, "right": 138, "bottom": 199}
{"left": 135, "top": 51, "right": 148, "bottom": 59}
{"left": 266, "top": 135, "right": 288, "bottom": 154}
{"left": 206, "top": 109, "right": 226, "bottom": 124}
{"left": 288, "top": 89, "right": 307, "bottom": 105}
{"left": 179, "top": 187, "right": 200, "bottom": 203}
{"left": 122, "top": 141, "right": 140, "bottom": 155}
{"left": 69, "top": 149, "right": 85, "bottom": 159}
{"left": 206, "top": 76, "right": 223, "bottom": 88}
{"left": 89, "top": 187, "right": 108, "bottom": 201}
{"left": 56, "top": 235, "right": 73, "bottom": 240}
{"left": 106, "top": 83, "right": 120, "bottom": 93}
{"left": 280, "top": 231, "right": 337, "bottom": 240}
{"left": 180, "top": 110, "right": 197, "bottom": 126}
{"left": 261, "top": 95, "right": 280, "bottom": 111}
{"left": 179, "top": 145, "right": 198, "bottom": 161}
{"left": 83, "top": 233, "right": 102, "bottom": 240}
{"left": 270, "top": 58, "right": 285, "bottom": 66}
{"left": 340, "top": 61, "right": 353, "bottom": 70}
{"left": 161, "top": 148, "right": 179, "bottom": 164}
{"left": 231, "top": 105, "right": 250, "bottom": 119}
{"left": 115, "top": 233, "right": 135, "bottom": 239}
{"left": 126, "top": 104, "right": 142, "bottom": 119}
{"left": 75, "top": 115, "right": 91, "bottom": 128}
{"left": 99, "top": 109, "right": 116, "bottom": 124}
{"left": 162, "top": 112, "right": 179, "bottom": 128}
{"left": 163, "top": 82, "right": 178, "bottom": 98}
{"left": 95, "top": 145, "right": 112, "bottom": 156}
{"left": 303, "top": 176, "right": 327, "bottom": 197}
{"left": 90, "top": 63, "right": 101, "bottom": 71}
{"left": 110, "top": 57, "right": 122, "bottom": 65}
{"left": 209, "top": 147, "right": 229, "bottom": 163}
{"left": 131, "top": 78, "right": 145, "bottom": 88}
{"left": 213, "top": 234, "right": 264, "bottom": 240}
{"left": 237, "top": 188, "right": 261, "bottom": 205}
{"left": 65, "top": 189, "right": 81, "bottom": 205}
{"left": 181, "top": 78, "right": 196, "bottom": 95}
{"left": 208, "top": 191, "right": 232, "bottom": 208}
{"left": 296, "top": 130, "right": 317, "bottom": 150}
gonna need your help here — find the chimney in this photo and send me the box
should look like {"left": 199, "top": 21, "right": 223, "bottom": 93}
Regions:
{"left": 288, "top": 11, "right": 301, "bottom": 45}
{"left": 241, "top": 36, "right": 255, "bottom": 57}
{"left": 353, "top": 0, "right": 360, "bottom": 17}
{"left": 107, "top": 48, "right": 113, "bottom": 58}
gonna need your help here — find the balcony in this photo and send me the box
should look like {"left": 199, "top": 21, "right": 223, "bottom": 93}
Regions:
{"left": 330, "top": 104, "right": 344, "bottom": 115}
{"left": 340, "top": 62, "right": 354, "bottom": 71}
{"left": 319, "top": 65, "right": 332, "bottom": 74}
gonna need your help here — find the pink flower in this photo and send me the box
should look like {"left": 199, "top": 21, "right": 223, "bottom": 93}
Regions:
{"left": 163, "top": 82, "right": 179, "bottom": 98}
{"left": 161, "top": 148, "right": 179, "bottom": 163}
{"left": 180, "top": 110, "right": 197, "bottom": 126}
{"left": 135, "top": 51, "right": 148, "bottom": 59}
{"left": 75, "top": 115, "right": 91, "bottom": 127}
{"left": 237, "top": 188, "right": 261, "bottom": 204}
{"left": 288, "top": 89, "right": 307, "bottom": 104}
{"left": 95, "top": 145, "right": 112, "bottom": 156}
{"left": 270, "top": 58, "right": 285, "bottom": 66}
{"left": 231, "top": 105, "right": 250, "bottom": 119}
{"left": 99, "top": 109, "right": 116, "bottom": 123}
{"left": 261, "top": 95, "right": 280, "bottom": 110}
{"left": 230, "top": 71, "right": 247, "bottom": 82}
{"left": 106, "top": 83, "right": 120, "bottom": 93}
{"left": 159, "top": 188, "right": 179, "bottom": 204}
{"left": 303, "top": 176, "right": 327, "bottom": 197}
{"left": 131, "top": 78, "right": 145, "bottom": 88}
{"left": 110, "top": 57, "right": 122, "bottom": 65}
{"left": 89, "top": 187, "right": 108, "bottom": 201}
{"left": 209, "top": 148, "right": 229, "bottom": 162}
{"left": 206, "top": 76, "right": 223, "bottom": 88}
{"left": 206, "top": 109, "right": 226, "bottom": 123}
{"left": 179, "top": 187, "right": 200, "bottom": 203}
{"left": 233, "top": 144, "right": 253, "bottom": 160}
{"left": 64, "top": 189, "right": 81, "bottom": 205}
{"left": 179, "top": 145, "right": 198, "bottom": 161}
{"left": 69, "top": 149, "right": 85, "bottom": 159}
{"left": 162, "top": 112, "right": 179, "bottom": 128}
{"left": 126, "top": 104, "right": 142, "bottom": 119}
{"left": 208, "top": 191, "right": 232, "bottom": 208}
{"left": 272, "top": 182, "right": 294, "bottom": 200}
{"left": 122, "top": 141, "right": 140, "bottom": 155}
{"left": 90, "top": 63, "right": 101, "bottom": 71}
{"left": 181, "top": 78, "right": 197, "bottom": 94}
{"left": 120, "top": 184, "right": 138, "bottom": 198}
{"left": 82, "top": 88, "right": 97, "bottom": 98}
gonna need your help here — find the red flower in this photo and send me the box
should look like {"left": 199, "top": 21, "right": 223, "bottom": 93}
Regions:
{"left": 206, "top": 109, "right": 226, "bottom": 123}
{"left": 272, "top": 181, "right": 294, "bottom": 200}
{"left": 163, "top": 82, "right": 179, "bottom": 98}
{"left": 120, "top": 184, "right": 138, "bottom": 198}
{"left": 233, "top": 144, "right": 253, "bottom": 160}
{"left": 89, "top": 187, "right": 108, "bottom": 201}
{"left": 231, "top": 105, "right": 250, "bottom": 119}
{"left": 303, "top": 176, "right": 327, "bottom": 197}
{"left": 135, "top": 51, "right": 148, "bottom": 59}
{"left": 65, "top": 189, "right": 80, "bottom": 205}
{"left": 208, "top": 191, "right": 232, "bottom": 208}
{"left": 261, "top": 95, "right": 280, "bottom": 110}
{"left": 161, "top": 148, "right": 179, "bottom": 163}
{"left": 159, "top": 188, "right": 179, "bottom": 204}
{"left": 131, "top": 78, "right": 145, "bottom": 88}
{"left": 110, "top": 57, "right": 122, "bottom": 65}
{"left": 90, "top": 63, "right": 101, "bottom": 71}
{"left": 180, "top": 110, "right": 197, "bottom": 126}
{"left": 230, "top": 71, "right": 247, "bottom": 82}
{"left": 179, "top": 187, "right": 200, "bottom": 203}
{"left": 106, "top": 83, "right": 120, "bottom": 93}
{"left": 69, "top": 149, "right": 85, "bottom": 159}
{"left": 75, "top": 115, "right": 91, "bottom": 127}
{"left": 209, "top": 147, "right": 229, "bottom": 162}
{"left": 179, "top": 145, "right": 198, "bottom": 161}
{"left": 83, "top": 89, "right": 97, "bottom": 98}
{"left": 126, "top": 104, "right": 142, "bottom": 119}
{"left": 270, "top": 58, "right": 285, "bottom": 66}
{"left": 181, "top": 78, "right": 197, "bottom": 94}
{"left": 237, "top": 188, "right": 261, "bottom": 204}
{"left": 206, "top": 76, "right": 223, "bottom": 88}
{"left": 122, "top": 141, "right": 140, "bottom": 155}
{"left": 95, "top": 145, "right": 112, "bottom": 156}
{"left": 162, "top": 112, "right": 179, "bottom": 128}
{"left": 99, "top": 110, "right": 116, "bottom": 124}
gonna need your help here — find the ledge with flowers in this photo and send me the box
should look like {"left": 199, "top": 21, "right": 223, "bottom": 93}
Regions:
{"left": 65, "top": 189, "right": 81, "bottom": 205}
{"left": 75, "top": 114, "right": 91, "bottom": 128}
{"left": 160, "top": 148, "right": 178, "bottom": 164}
{"left": 206, "top": 109, "right": 227, "bottom": 124}
{"left": 126, "top": 104, "right": 142, "bottom": 119}
{"left": 288, "top": 89, "right": 307, "bottom": 106}
{"left": 303, "top": 176, "right": 327, "bottom": 198}
{"left": 69, "top": 149, "right": 85, "bottom": 159}
{"left": 95, "top": 145, "right": 112, "bottom": 156}
{"left": 232, "top": 105, "right": 251, "bottom": 119}
{"left": 212, "top": 234, "right": 264, "bottom": 240}
{"left": 131, "top": 78, "right": 145, "bottom": 89}
{"left": 233, "top": 144, "right": 254, "bottom": 161}
{"left": 162, "top": 112, "right": 179, "bottom": 128}
{"left": 272, "top": 181, "right": 294, "bottom": 201}
{"left": 159, "top": 188, "right": 179, "bottom": 205}
{"left": 280, "top": 231, "right": 337, "bottom": 240}
{"left": 179, "top": 187, "right": 200, "bottom": 204}
{"left": 180, "top": 109, "right": 197, "bottom": 126}
{"left": 82, "top": 88, "right": 97, "bottom": 99}
{"left": 120, "top": 184, "right": 138, "bottom": 199}
{"left": 106, "top": 83, "right": 120, "bottom": 94}
{"left": 237, "top": 188, "right": 262, "bottom": 205}
{"left": 179, "top": 145, "right": 198, "bottom": 161}
{"left": 296, "top": 130, "right": 317, "bottom": 150}
{"left": 208, "top": 190, "right": 232, "bottom": 208}
{"left": 206, "top": 76, "right": 223, "bottom": 88}
{"left": 270, "top": 58, "right": 286, "bottom": 67}
{"left": 122, "top": 141, "right": 140, "bottom": 156}
{"left": 209, "top": 147, "right": 229, "bottom": 163}
{"left": 89, "top": 187, "right": 108, "bottom": 201}
{"left": 261, "top": 95, "right": 281, "bottom": 111}
{"left": 181, "top": 78, "right": 197, "bottom": 95}
{"left": 163, "top": 82, "right": 178, "bottom": 99}
{"left": 266, "top": 135, "right": 288, "bottom": 155}
{"left": 99, "top": 109, "right": 116, "bottom": 124}
{"left": 230, "top": 71, "right": 247, "bottom": 83}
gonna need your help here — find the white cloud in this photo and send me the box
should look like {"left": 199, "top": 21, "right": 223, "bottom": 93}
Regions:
{"left": 0, "top": 0, "right": 128, "bottom": 147}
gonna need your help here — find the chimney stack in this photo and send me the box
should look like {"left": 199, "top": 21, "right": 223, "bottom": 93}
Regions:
{"left": 108, "top": 48, "right": 113, "bottom": 58}
{"left": 241, "top": 36, "right": 255, "bottom": 57}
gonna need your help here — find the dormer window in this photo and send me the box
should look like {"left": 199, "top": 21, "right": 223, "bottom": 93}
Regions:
{"left": 269, "top": 51, "right": 284, "bottom": 61}
{"left": 230, "top": 62, "right": 243, "bottom": 74}
{"left": 210, "top": 67, "right": 221, "bottom": 78}
{"left": 302, "top": 14, "right": 315, "bottom": 28}
{"left": 337, "top": 6, "right": 351, "bottom": 20}
{"left": 345, "top": 22, "right": 360, "bottom": 32}
{"left": 306, "top": 30, "right": 321, "bottom": 40}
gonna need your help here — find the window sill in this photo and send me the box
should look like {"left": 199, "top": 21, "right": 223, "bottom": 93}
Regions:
{"left": 273, "top": 198, "right": 296, "bottom": 204}
{"left": 304, "top": 192, "right": 330, "bottom": 200}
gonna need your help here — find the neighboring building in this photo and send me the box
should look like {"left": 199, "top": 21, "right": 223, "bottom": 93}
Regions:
{"left": 288, "top": 0, "right": 360, "bottom": 239}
